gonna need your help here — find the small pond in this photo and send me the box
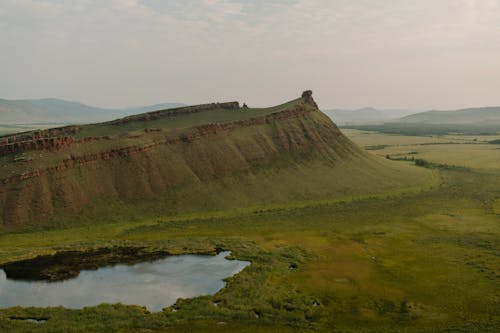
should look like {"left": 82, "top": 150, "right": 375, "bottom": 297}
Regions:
{"left": 0, "top": 251, "right": 250, "bottom": 312}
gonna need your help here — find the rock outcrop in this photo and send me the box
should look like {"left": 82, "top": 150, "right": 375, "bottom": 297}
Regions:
{"left": 0, "top": 92, "right": 354, "bottom": 229}
{"left": 0, "top": 126, "right": 80, "bottom": 156}
{"left": 1, "top": 104, "right": 333, "bottom": 185}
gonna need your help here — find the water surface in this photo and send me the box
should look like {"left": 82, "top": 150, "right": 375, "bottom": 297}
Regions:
{"left": 0, "top": 251, "right": 249, "bottom": 312}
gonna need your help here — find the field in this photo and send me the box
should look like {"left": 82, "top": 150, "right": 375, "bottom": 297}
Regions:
{"left": 343, "top": 129, "right": 500, "bottom": 170}
{"left": 341, "top": 123, "right": 500, "bottom": 136}
{"left": 0, "top": 129, "right": 499, "bottom": 332}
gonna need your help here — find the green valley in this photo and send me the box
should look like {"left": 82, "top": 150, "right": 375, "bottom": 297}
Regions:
{"left": 0, "top": 92, "right": 498, "bottom": 332}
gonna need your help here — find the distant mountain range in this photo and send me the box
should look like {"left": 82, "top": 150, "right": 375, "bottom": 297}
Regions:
{"left": 324, "top": 106, "right": 500, "bottom": 125}
{"left": 398, "top": 107, "right": 500, "bottom": 124}
{"left": 3, "top": 98, "right": 499, "bottom": 129}
{"left": 323, "top": 107, "right": 420, "bottom": 125}
{"left": 0, "top": 98, "right": 185, "bottom": 125}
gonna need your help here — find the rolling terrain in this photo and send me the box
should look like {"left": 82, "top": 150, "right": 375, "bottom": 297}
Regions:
{"left": 3, "top": 92, "right": 496, "bottom": 333}
{"left": 0, "top": 91, "right": 429, "bottom": 230}
{"left": 0, "top": 98, "right": 185, "bottom": 126}
{"left": 323, "top": 107, "right": 387, "bottom": 124}
{"left": 398, "top": 106, "right": 500, "bottom": 124}
{"left": 323, "top": 107, "right": 418, "bottom": 125}
{"left": 0, "top": 119, "right": 498, "bottom": 332}
{"left": 340, "top": 106, "right": 500, "bottom": 136}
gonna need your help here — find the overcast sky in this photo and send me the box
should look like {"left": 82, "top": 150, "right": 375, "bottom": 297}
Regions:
{"left": 1, "top": 0, "right": 500, "bottom": 110}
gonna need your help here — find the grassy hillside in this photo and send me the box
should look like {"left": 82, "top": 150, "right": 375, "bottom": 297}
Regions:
{"left": 0, "top": 91, "right": 431, "bottom": 230}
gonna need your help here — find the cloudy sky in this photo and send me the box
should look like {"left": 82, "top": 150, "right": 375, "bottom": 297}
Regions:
{"left": 1, "top": 0, "right": 500, "bottom": 109}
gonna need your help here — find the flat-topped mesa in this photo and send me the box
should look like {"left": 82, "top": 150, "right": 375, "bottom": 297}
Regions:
{"left": 109, "top": 101, "right": 240, "bottom": 125}
{"left": 0, "top": 90, "right": 369, "bottom": 229}
{"left": 301, "top": 90, "right": 318, "bottom": 109}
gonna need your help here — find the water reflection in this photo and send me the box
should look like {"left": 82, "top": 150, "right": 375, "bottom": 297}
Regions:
{"left": 0, "top": 251, "right": 249, "bottom": 312}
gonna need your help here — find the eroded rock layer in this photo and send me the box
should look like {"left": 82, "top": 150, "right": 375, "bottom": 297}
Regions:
{"left": 0, "top": 92, "right": 358, "bottom": 229}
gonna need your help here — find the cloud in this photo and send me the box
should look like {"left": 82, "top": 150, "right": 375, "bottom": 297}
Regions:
{"left": 1, "top": 0, "right": 499, "bottom": 109}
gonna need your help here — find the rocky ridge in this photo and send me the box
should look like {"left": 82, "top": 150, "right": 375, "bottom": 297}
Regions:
{"left": 0, "top": 91, "right": 352, "bottom": 229}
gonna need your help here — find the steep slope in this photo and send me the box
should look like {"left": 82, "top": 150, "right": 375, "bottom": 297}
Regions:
{"left": 399, "top": 106, "right": 500, "bottom": 124}
{"left": 0, "top": 98, "right": 185, "bottom": 124}
{"left": 0, "top": 91, "right": 430, "bottom": 230}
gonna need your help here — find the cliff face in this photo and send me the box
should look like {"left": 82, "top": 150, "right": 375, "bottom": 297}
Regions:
{"left": 0, "top": 92, "right": 355, "bottom": 229}
{"left": 0, "top": 126, "right": 80, "bottom": 156}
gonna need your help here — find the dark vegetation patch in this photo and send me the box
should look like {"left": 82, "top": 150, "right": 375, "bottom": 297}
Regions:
{"left": 413, "top": 158, "right": 470, "bottom": 171}
{"left": 0, "top": 246, "right": 202, "bottom": 282}
{"left": 364, "top": 145, "right": 389, "bottom": 150}
{"left": 9, "top": 317, "right": 47, "bottom": 324}
{"left": 385, "top": 155, "right": 470, "bottom": 171}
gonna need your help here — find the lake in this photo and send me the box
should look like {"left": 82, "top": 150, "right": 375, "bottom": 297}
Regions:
{"left": 0, "top": 251, "right": 250, "bottom": 312}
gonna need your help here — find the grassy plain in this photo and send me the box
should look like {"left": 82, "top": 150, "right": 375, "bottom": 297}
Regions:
{"left": 342, "top": 129, "right": 500, "bottom": 170}
{"left": 0, "top": 130, "right": 499, "bottom": 332}
{"left": 341, "top": 123, "right": 500, "bottom": 136}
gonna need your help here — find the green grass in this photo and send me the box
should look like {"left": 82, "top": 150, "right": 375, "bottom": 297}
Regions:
{"left": 344, "top": 129, "right": 500, "bottom": 171}
{"left": 341, "top": 123, "right": 500, "bottom": 136}
{"left": 0, "top": 164, "right": 498, "bottom": 332}
{"left": 75, "top": 98, "right": 304, "bottom": 138}
{"left": 0, "top": 121, "right": 499, "bottom": 332}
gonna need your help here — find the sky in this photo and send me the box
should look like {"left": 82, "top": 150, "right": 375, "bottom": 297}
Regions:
{"left": 1, "top": 0, "right": 500, "bottom": 110}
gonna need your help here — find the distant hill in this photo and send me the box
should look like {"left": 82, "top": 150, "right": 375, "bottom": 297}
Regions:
{"left": 324, "top": 107, "right": 418, "bottom": 125}
{"left": 0, "top": 98, "right": 185, "bottom": 125}
{"left": 124, "top": 102, "right": 188, "bottom": 115}
{"left": 324, "top": 107, "right": 385, "bottom": 124}
{"left": 0, "top": 91, "right": 428, "bottom": 230}
{"left": 341, "top": 106, "right": 500, "bottom": 136}
{"left": 398, "top": 107, "right": 500, "bottom": 124}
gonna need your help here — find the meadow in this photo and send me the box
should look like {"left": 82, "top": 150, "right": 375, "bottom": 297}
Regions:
{"left": 342, "top": 129, "right": 500, "bottom": 170}
{"left": 341, "top": 123, "right": 500, "bottom": 136}
{"left": 0, "top": 129, "right": 498, "bottom": 332}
